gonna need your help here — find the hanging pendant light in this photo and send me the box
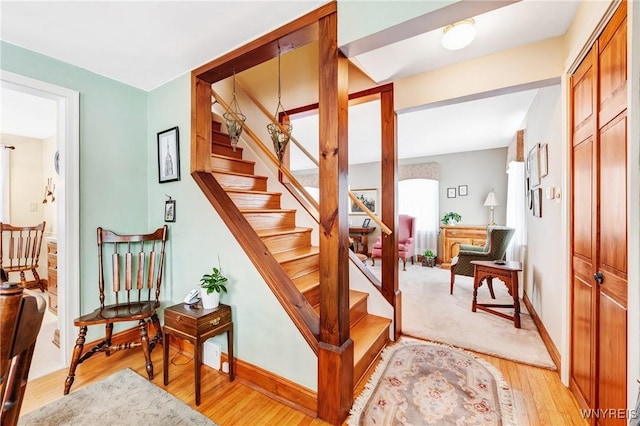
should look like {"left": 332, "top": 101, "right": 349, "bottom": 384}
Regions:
{"left": 266, "top": 44, "right": 292, "bottom": 164}
{"left": 223, "top": 70, "right": 246, "bottom": 152}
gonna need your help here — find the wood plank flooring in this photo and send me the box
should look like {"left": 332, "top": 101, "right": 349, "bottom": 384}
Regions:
{"left": 21, "top": 340, "right": 587, "bottom": 425}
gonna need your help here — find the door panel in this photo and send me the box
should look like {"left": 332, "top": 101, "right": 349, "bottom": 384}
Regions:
{"left": 571, "top": 275, "right": 594, "bottom": 406}
{"left": 572, "top": 141, "right": 593, "bottom": 259}
{"left": 598, "top": 8, "right": 627, "bottom": 127}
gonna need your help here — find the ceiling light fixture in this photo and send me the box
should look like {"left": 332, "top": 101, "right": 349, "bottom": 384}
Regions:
{"left": 442, "top": 18, "right": 476, "bottom": 50}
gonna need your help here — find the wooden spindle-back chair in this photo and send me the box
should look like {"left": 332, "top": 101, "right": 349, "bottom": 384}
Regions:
{"left": 64, "top": 225, "right": 168, "bottom": 395}
{"left": 1, "top": 272, "right": 46, "bottom": 426}
{"left": 0, "top": 222, "right": 46, "bottom": 292}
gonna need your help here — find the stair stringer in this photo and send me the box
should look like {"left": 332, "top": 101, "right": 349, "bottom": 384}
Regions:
{"left": 192, "top": 171, "right": 320, "bottom": 354}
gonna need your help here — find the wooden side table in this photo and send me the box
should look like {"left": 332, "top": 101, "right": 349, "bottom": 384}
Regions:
{"left": 349, "top": 226, "right": 376, "bottom": 256}
{"left": 470, "top": 260, "right": 523, "bottom": 328}
{"left": 163, "top": 302, "right": 234, "bottom": 405}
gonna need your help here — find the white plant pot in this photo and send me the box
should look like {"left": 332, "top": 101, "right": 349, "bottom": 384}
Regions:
{"left": 200, "top": 289, "right": 220, "bottom": 309}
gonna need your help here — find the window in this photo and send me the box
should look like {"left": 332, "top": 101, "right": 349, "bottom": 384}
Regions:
{"left": 398, "top": 179, "right": 439, "bottom": 255}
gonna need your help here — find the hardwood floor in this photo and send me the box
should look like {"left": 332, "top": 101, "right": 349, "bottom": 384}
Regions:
{"left": 21, "top": 340, "right": 586, "bottom": 425}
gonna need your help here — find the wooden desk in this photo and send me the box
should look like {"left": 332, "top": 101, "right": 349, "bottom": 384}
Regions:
{"left": 163, "top": 303, "right": 234, "bottom": 405}
{"left": 470, "top": 260, "right": 522, "bottom": 328}
{"left": 349, "top": 227, "right": 376, "bottom": 256}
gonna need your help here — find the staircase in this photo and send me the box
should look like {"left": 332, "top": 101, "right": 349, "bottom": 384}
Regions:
{"left": 209, "top": 118, "right": 391, "bottom": 387}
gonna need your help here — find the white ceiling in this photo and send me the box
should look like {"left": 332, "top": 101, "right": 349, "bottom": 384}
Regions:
{"left": 0, "top": 1, "right": 577, "bottom": 158}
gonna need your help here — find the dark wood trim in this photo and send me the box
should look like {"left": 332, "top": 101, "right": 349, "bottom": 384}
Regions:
{"left": 193, "top": 3, "right": 336, "bottom": 83}
{"left": 379, "top": 88, "right": 400, "bottom": 339}
{"left": 192, "top": 171, "right": 320, "bottom": 353}
{"left": 191, "top": 77, "right": 212, "bottom": 173}
{"left": 522, "top": 293, "right": 560, "bottom": 372}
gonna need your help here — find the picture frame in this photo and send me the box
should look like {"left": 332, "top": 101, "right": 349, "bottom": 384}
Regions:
{"left": 447, "top": 187, "right": 456, "bottom": 198}
{"left": 540, "top": 143, "right": 548, "bottom": 178}
{"left": 349, "top": 189, "right": 377, "bottom": 215}
{"left": 164, "top": 199, "right": 176, "bottom": 222}
{"left": 527, "top": 144, "right": 540, "bottom": 188}
{"left": 362, "top": 218, "right": 371, "bottom": 228}
{"left": 458, "top": 185, "right": 468, "bottom": 196}
{"left": 157, "top": 127, "right": 180, "bottom": 183}
{"left": 533, "top": 188, "right": 542, "bottom": 217}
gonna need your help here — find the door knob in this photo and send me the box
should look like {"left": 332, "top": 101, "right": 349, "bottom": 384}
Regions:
{"left": 593, "top": 271, "right": 604, "bottom": 285}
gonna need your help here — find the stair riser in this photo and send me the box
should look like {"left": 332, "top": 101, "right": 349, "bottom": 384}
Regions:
{"left": 212, "top": 142, "right": 243, "bottom": 159}
{"left": 261, "top": 231, "right": 311, "bottom": 253}
{"left": 229, "top": 193, "right": 281, "bottom": 210}
{"left": 280, "top": 254, "right": 319, "bottom": 279}
{"left": 212, "top": 120, "right": 222, "bottom": 132}
{"left": 212, "top": 130, "right": 231, "bottom": 144}
{"left": 350, "top": 297, "right": 368, "bottom": 326}
{"left": 211, "top": 156, "right": 254, "bottom": 175}
{"left": 302, "top": 285, "right": 319, "bottom": 307}
{"left": 355, "top": 329, "right": 388, "bottom": 381}
{"left": 213, "top": 172, "right": 267, "bottom": 192}
{"left": 243, "top": 212, "right": 296, "bottom": 230}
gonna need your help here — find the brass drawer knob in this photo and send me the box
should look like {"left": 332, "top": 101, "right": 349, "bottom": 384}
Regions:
{"left": 176, "top": 315, "right": 182, "bottom": 321}
{"left": 210, "top": 317, "right": 220, "bottom": 326}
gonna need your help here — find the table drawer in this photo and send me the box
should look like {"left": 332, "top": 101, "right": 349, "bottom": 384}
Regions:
{"left": 165, "top": 305, "right": 231, "bottom": 335}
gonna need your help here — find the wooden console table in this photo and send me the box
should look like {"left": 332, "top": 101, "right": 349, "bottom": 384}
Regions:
{"left": 163, "top": 302, "right": 234, "bottom": 405}
{"left": 349, "top": 227, "right": 376, "bottom": 256}
{"left": 470, "top": 260, "right": 522, "bottom": 328}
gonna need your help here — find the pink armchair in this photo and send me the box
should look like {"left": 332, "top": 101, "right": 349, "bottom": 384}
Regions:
{"left": 371, "top": 214, "right": 416, "bottom": 271}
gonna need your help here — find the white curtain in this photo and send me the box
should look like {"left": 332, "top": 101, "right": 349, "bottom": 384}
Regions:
{"left": 0, "top": 147, "right": 10, "bottom": 222}
{"left": 398, "top": 178, "right": 439, "bottom": 256}
{"left": 506, "top": 161, "right": 526, "bottom": 262}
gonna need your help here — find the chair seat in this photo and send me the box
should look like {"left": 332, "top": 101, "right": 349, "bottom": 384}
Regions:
{"left": 74, "top": 301, "right": 159, "bottom": 325}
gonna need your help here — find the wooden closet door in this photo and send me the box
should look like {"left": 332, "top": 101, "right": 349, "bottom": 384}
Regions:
{"left": 570, "top": 3, "right": 627, "bottom": 424}
{"left": 570, "top": 46, "right": 597, "bottom": 410}
{"left": 596, "top": 6, "right": 627, "bottom": 423}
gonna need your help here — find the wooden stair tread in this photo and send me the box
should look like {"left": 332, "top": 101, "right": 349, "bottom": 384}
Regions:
{"left": 240, "top": 208, "right": 296, "bottom": 214}
{"left": 292, "top": 271, "right": 319, "bottom": 293}
{"left": 352, "top": 314, "right": 391, "bottom": 364}
{"left": 211, "top": 153, "right": 255, "bottom": 165}
{"left": 272, "top": 246, "right": 319, "bottom": 262}
{"left": 256, "top": 227, "right": 313, "bottom": 238}
{"left": 225, "top": 188, "right": 281, "bottom": 196}
{"left": 211, "top": 169, "right": 267, "bottom": 180}
{"left": 313, "top": 290, "right": 368, "bottom": 314}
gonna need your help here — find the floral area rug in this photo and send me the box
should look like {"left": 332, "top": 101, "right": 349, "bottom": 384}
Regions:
{"left": 348, "top": 337, "right": 516, "bottom": 426}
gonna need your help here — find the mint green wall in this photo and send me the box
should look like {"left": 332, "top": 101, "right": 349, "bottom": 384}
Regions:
{"left": 147, "top": 74, "right": 317, "bottom": 390}
{"left": 1, "top": 41, "right": 148, "bottom": 338}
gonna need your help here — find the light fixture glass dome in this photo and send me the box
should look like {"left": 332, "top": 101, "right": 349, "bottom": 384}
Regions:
{"left": 442, "top": 19, "right": 476, "bottom": 50}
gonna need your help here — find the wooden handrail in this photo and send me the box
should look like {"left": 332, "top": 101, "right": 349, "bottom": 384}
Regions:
{"left": 349, "top": 193, "right": 392, "bottom": 235}
{"left": 211, "top": 89, "right": 320, "bottom": 222}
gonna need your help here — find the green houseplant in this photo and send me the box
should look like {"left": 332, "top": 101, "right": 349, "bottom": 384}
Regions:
{"left": 199, "top": 266, "right": 228, "bottom": 309}
{"left": 422, "top": 250, "right": 436, "bottom": 267}
{"left": 441, "top": 212, "right": 462, "bottom": 225}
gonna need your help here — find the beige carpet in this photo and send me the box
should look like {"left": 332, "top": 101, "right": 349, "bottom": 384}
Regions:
{"left": 369, "top": 262, "right": 556, "bottom": 369}
{"left": 348, "top": 337, "right": 516, "bottom": 426}
{"left": 18, "top": 368, "right": 217, "bottom": 426}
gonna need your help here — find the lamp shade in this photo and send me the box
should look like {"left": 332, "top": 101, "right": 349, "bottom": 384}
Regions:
{"left": 442, "top": 19, "right": 476, "bottom": 50}
{"left": 484, "top": 190, "right": 498, "bottom": 207}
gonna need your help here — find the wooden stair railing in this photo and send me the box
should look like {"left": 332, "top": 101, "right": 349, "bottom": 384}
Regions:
{"left": 194, "top": 116, "right": 391, "bottom": 389}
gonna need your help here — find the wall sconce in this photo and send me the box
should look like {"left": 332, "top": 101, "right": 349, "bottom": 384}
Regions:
{"left": 484, "top": 189, "right": 498, "bottom": 226}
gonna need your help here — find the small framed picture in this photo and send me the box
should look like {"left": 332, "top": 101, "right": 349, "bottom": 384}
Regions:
{"left": 349, "top": 188, "right": 377, "bottom": 215}
{"left": 540, "top": 143, "right": 548, "bottom": 178}
{"left": 533, "top": 188, "right": 542, "bottom": 217}
{"left": 458, "top": 185, "right": 468, "bottom": 196}
{"left": 362, "top": 218, "right": 371, "bottom": 228}
{"left": 447, "top": 187, "right": 456, "bottom": 198}
{"left": 157, "top": 126, "right": 180, "bottom": 183}
{"left": 164, "top": 200, "right": 176, "bottom": 222}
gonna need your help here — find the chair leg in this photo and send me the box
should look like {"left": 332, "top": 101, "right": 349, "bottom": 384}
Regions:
{"left": 32, "top": 268, "right": 44, "bottom": 292}
{"left": 450, "top": 264, "right": 456, "bottom": 295}
{"left": 402, "top": 258, "right": 407, "bottom": 271}
{"left": 487, "top": 277, "right": 496, "bottom": 299}
{"left": 105, "top": 323, "right": 113, "bottom": 357}
{"left": 64, "top": 326, "right": 87, "bottom": 395}
{"left": 411, "top": 256, "right": 414, "bottom": 265}
{"left": 371, "top": 257, "right": 376, "bottom": 266}
{"left": 140, "top": 319, "right": 154, "bottom": 380}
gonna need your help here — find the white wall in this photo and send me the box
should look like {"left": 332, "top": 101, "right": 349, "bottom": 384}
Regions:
{"left": 346, "top": 147, "right": 508, "bottom": 253}
{"left": 521, "top": 86, "right": 563, "bottom": 351}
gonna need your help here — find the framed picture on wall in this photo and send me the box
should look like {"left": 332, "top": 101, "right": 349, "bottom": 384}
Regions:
{"left": 540, "top": 143, "right": 549, "bottom": 177}
{"left": 533, "top": 188, "right": 542, "bottom": 217}
{"left": 527, "top": 144, "right": 540, "bottom": 188}
{"left": 458, "top": 185, "right": 468, "bottom": 196}
{"left": 349, "top": 188, "right": 377, "bottom": 215}
{"left": 447, "top": 187, "right": 456, "bottom": 198}
{"left": 157, "top": 126, "right": 180, "bottom": 183}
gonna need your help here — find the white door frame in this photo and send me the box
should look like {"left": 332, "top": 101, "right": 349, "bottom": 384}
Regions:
{"left": 1, "top": 70, "right": 80, "bottom": 366}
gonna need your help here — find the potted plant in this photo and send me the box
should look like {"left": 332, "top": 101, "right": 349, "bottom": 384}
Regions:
{"left": 441, "top": 212, "right": 462, "bottom": 226}
{"left": 421, "top": 250, "right": 436, "bottom": 267}
{"left": 199, "top": 266, "right": 228, "bottom": 309}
